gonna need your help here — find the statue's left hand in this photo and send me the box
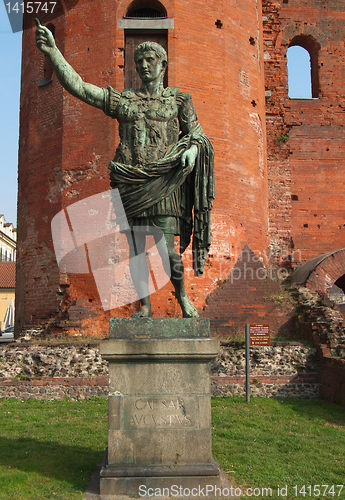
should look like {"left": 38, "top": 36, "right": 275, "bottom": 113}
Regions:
{"left": 181, "top": 145, "right": 198, "bottom": 174}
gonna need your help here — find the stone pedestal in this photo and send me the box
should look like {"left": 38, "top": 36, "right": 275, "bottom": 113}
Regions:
{"left": 99, "top": 318, "right": 220, "bottom": 498}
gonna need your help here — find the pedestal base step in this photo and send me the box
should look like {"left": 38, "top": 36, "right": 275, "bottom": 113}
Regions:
{"left": 84, "top": 460, "right": 239, "bottom": 500}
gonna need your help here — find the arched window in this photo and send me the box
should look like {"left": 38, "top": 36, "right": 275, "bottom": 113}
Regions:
{"left": 287, "top": 46, "right": 312, "bottom": 98}
{"left": 125, "top": 0, "right": 167, "bottom": 18}
{"left": 287, "top": 35, "right": 320, "bottom": 99}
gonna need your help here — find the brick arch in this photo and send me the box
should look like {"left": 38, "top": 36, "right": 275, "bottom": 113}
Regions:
{"left": 117, "top": 0, "right": 174, "bottom": 19}
{"left": 281, "top": 22, "right": 328, "bottom": 48}
{"left": 290, "top": 248, "right": 345, "bottom": 295}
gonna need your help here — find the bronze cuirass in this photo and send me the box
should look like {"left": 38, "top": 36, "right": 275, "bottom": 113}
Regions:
{"left": 115, "top": 88, "right": 180, "bottom": 166}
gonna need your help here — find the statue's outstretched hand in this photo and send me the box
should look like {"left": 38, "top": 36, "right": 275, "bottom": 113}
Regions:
{"left": 181, "top": 145, "right": 198, "bottom": 174}
{"left": 35, "top": 18, "right": 56, "bottom": 54}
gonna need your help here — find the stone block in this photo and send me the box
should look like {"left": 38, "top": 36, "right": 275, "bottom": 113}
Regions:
{"left": 99, "top": 318, "right": 221, "bottom": 496}
{"left": 109, "top": 317, "right": 210, "bottom": 339}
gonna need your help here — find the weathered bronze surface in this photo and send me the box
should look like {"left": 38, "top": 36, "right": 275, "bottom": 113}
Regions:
{"left": 35, "top": 21, "right": 214, "bottom": 318}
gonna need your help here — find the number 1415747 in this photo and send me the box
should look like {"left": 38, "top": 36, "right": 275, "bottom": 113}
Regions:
{"left": 5, "top": 2, "right": 57, "bottom": 14}
{"left": 292, "top": 485, "right": 344, "bottom": 497}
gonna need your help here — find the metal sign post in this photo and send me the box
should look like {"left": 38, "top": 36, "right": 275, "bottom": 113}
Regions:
{"left": 245, "top": 324, "right": 250, "bottom": 403}
{"left": 245, "top": 324, "right": 270, "bottom": 403}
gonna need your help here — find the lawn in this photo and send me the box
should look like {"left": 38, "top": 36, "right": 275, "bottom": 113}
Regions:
{"left": 0, "top": 398, "right": 108, "bottom": 500}
{"left": 0, "top": 396, "right": 344, "bottom": 499}
{"left": 212, "top": 397, "right": 345, "bottom": 499}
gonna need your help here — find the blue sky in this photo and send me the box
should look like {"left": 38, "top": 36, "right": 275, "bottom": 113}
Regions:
{"left": 0, "top": 6, "right": 311, "bottom": 228}
{"left": 0, "top": 6, "right": 21, "bottom": 226}
{"left": 287, "top": 45, "right": 312, "bottom": 98}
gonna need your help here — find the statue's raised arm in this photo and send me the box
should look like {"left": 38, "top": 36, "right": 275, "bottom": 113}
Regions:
{"left": 34, "top": 19, "right": 105, "bottom": 110}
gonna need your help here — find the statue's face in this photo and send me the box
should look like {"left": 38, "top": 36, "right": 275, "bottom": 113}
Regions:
{"left": 135, "top": 50, "right": 165, "bottom": 83}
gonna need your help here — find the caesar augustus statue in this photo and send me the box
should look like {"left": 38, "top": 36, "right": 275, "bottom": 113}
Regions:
{"left": 35, "top": 20, "right": 214, "bottom": 318}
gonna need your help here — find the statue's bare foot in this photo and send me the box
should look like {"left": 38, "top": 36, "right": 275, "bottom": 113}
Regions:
{"left": 178, "top": 294, "right": 199, "bottom": 318}
{"left": 132, "top": 305, "right": 152, "bottom": 318}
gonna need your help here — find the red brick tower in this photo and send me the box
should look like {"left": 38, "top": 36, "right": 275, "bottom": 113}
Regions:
{"left": 16, "top": 0, "right": 268, "bottom": 336}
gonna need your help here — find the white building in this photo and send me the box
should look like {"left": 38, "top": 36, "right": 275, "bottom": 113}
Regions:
{"left": 0, "top": 215, "right": 16, "bottom": 262}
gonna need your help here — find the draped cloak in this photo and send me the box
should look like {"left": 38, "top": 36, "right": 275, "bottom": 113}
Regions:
{"left": 104, "top": 86, "right": 214, "bottom": 276}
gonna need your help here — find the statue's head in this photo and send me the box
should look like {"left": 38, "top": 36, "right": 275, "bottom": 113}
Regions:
{"left": 134, "top": 41, "right": 167, "bottom": 65}
{"left": 134, "top": 42, "right": 167, "bottom": 83}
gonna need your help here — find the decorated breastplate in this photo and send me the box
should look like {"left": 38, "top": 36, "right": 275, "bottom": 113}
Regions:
{"left": 115, "top": 88, "right": 180, "bottom": 166}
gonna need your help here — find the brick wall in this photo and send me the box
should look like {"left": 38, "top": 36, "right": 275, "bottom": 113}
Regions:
{"left": 319, "top": 358, "right": 345, "bottom": 407}
{"left": 17, "top": 0, "right": 345, "bottom": 339}
{"left": 263, "top": 0, "right": 345, "bottom": 265}
{"left": 17, "top": 0, "right": 268, "bottom": 336}
{"left": 202, "top": 246, "right": 295, "bottom": 338}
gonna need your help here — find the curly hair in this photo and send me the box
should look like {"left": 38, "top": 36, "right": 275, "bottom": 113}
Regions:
{"left": 134, "top": 41, "right": 167, "bottom": 65}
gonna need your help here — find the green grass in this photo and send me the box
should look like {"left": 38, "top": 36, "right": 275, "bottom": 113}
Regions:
{"left": 0, "top": 397, "right": 344, "bottom": 499}
{"left": 0, "top": 398, "right": 108, "bottom": 500}
{"left": 212, "top": 397, "right": 345, "bottom": 499}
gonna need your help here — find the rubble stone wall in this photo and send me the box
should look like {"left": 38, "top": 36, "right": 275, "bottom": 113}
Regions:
{"left": 0, "top": 342, "right": 319, "bottom": 400}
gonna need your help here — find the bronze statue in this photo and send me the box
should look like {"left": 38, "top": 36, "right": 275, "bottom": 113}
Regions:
{"left": 35, "top": 20, "right": 214, "bottom": 318}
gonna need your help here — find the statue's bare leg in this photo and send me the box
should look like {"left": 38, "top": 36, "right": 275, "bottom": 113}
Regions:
{"left": 127, "top": 231, "right": 152, "bottom": 317}
{"left": 155, "top": 232, "right": 198, "bottom": 318}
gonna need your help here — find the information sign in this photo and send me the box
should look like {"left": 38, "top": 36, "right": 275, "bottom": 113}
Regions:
{"left": 250, "top": 324, "right": 270, "bottom": 346}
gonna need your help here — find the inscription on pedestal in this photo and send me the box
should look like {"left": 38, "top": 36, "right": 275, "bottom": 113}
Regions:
{"left": 124, "top": 396, "right": 196, "bottom": 429}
